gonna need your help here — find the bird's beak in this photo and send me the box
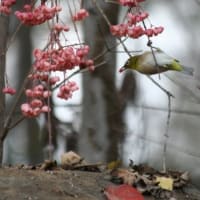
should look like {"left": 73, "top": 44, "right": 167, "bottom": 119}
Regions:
{"left": 119, "top": 66, "right": 126, "bottom": 73}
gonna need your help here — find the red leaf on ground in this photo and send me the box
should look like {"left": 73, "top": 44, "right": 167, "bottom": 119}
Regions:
{"left": 104, "top": 184, "right": 144, "bottom": 200}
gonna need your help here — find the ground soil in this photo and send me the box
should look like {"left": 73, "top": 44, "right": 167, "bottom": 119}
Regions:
{"left": 0, "top": 166, "right": 200, "bottom": 200}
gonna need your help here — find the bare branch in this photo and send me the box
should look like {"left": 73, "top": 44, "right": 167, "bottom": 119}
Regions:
{"left": 162, "top": 95, "right": 172, "bottom": 172}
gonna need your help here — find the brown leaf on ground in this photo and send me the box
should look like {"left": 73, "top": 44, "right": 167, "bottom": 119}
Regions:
{"left": 110, "top": 164, "right": 190, "bottom": 197}
{"left": 61, "top": 151, "right": 103, "bottom": 172}
{"left": 61, "top": 151, "right": 84, "bottom": 167}
{"left": 40, "top": 160, "right": 57, "bottom": 170}
{"left": 111, "top": 168, "right": 138, "bottom": 185}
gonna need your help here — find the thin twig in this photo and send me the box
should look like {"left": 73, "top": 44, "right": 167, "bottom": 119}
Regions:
{"left": 128, "top": 127, "right": 200, "bottom": 159}
{"left": 52, "top": 61, "right": 106, "bottom": 91}
{"left": 142, "top": 21, "right": 161, "bottom": 79}
{"left": 91, "top": 0, "right": 131, "bottom": 57}
{"left": 146, "top": 76, "right": 174, "bottom": 98}
{"left": 66, "top": 0, "right": 82, "bottom": 44}
{"left": 142, "top": 15, "right": 174, "bottom": 172}
{"left": 47, "top": 40, "right": 53, "bottom": 160}
{"left": 162, "top": 94, "right": 172, "bottom": 172}
{"left": 6, "top": 23, "right": 23, "bottom": 52}
{"left": 47, "top": 98, "right": 52, "bottom": 160}
{"left": 165, "top": 74, "right": 200, "bottom": 103}
{"left": 1, "top": 43, "right": 50, "bottom": 141}
{"left": 8, "top": 116, "right": 25, "bottom": 130}
{"left": 92, "top": 37, "right": 129, "bottom": 61}
{"left": 1, "top": 70, "right": 32, "bottom": 141}
{"left": 4, "top": 0, "right": 37, "bottom": 53}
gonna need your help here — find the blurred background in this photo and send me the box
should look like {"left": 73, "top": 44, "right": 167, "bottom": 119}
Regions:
{"left": 3, "top": 0, "right": 200, "bottom": 188}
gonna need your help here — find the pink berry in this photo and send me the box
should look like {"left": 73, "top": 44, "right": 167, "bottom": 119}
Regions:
{"left": 2, "top": 87, "right": 16, "bottom": 95}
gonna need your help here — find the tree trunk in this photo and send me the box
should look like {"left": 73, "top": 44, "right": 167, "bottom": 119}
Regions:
{"left": 17, "top": 24, "right": 43, "bottom": 164}
{"left": 79, "top": 1, "right": 125, "bottom": 162}
{"left": 3, "top": 1, "right": 43, "bottom": 164}
{"left": 0, "top": 16, "right": 9, "bottom": 164}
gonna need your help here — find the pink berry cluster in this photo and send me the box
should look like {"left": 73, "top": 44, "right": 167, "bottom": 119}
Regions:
{"left": 15, "top": 4, "right": 62, "bottom": 25}
{"left": 110, "top": 11, "right": 164, "bottom": 39}
{"left": 118, "top": 0, "right": 145, "bottom": 7}
{"left": 127, "top": 12, "right": 149, "bottom": 25}
{"left": 21, "top": 84, "right": 51, "bottom": 117}
{"left": 53, "top": 23, "right": 70, "bottom": 32}
{"left": 33, "top": 45, "right": 94, "bottom": 72}
{"left": 0, "top": 0, "right": 16, "bottom": 15}
{"left": 72, "top": 8, "right": 89, "bottom": 21}
{"left": 2, "top": 86, "right": 16, "bottom": 95}
{"left": 21, "top": 44, "right": 94, "bottom": 117}
{"left": 57, "top": 82, "right": 79, "bottom": 100}
{"left": 6, "top": 2, "right": 94, "bottom": 118}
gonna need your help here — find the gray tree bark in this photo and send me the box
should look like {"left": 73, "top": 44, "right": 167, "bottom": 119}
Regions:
{"left": 1, "top": 1, "right": 43, "bottom": 164}
{"left": 79, "top": 1, "right": 125, "bottom": 162}
{"left": 17, "top": 22, "right": 43, "bottom": 164}
{"left": 0, "top": 15, "right": 9, "bottom": 164}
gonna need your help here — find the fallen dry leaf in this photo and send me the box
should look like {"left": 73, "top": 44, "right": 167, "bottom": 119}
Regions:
{"left": 60, "top": 151, "right": 102, "bottom": 172}
{"left": 104, "top": 184, "right": 144, "bottom": 200}
{"left": 107, "top": 160, "right": 121, "bottom": 170}
{"left": 110, "top": 164, "right": 189, "bottom": 196}
{"left": 61, "top": 151, "right": 83, "bottom": 167}
{"left": 40, "top": 160, "right": 57, "bottom": 170}
{"left": 156, "top": 176, "right": 173, "bottom": 191}
{"left": 111, "top": 168, "right": 138, "bottom": 185}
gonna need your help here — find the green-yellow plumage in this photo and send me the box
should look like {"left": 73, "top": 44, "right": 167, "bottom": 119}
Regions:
{"left": 120, "top": 49, "right": 193, "bottom": 76}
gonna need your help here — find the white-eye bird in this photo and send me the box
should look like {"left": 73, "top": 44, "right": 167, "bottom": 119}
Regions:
{"left": 119, "top": 49, "right": 194, "bottom": 76}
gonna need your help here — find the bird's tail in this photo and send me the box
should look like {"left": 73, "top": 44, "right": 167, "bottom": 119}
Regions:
{"left": 181, "top": 66, "right": 194, "bottom": 76}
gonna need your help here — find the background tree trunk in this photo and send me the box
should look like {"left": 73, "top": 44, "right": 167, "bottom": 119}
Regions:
{"left": 17, "top": 16, "right": 43, "bottom": 164}
{"left": 79, "top": 1, "right": 126, "bottom": 162}
{"left": 0, "top": 15, "right": 9, "bottom": 164}
{"left": 3, "top": 1, "right": 43, "bottom": 164}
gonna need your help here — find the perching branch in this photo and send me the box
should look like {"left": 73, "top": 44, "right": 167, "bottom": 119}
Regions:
{"left": 146, "top": 76, "right": 174, "bottom": 98}
{"left": 142, "top": 16, "right": 174, "bottom": 171}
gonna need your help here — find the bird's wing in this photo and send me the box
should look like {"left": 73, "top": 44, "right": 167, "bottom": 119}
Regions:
{"left": 141, "top": 51, "right": 178, "bottom": 68}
